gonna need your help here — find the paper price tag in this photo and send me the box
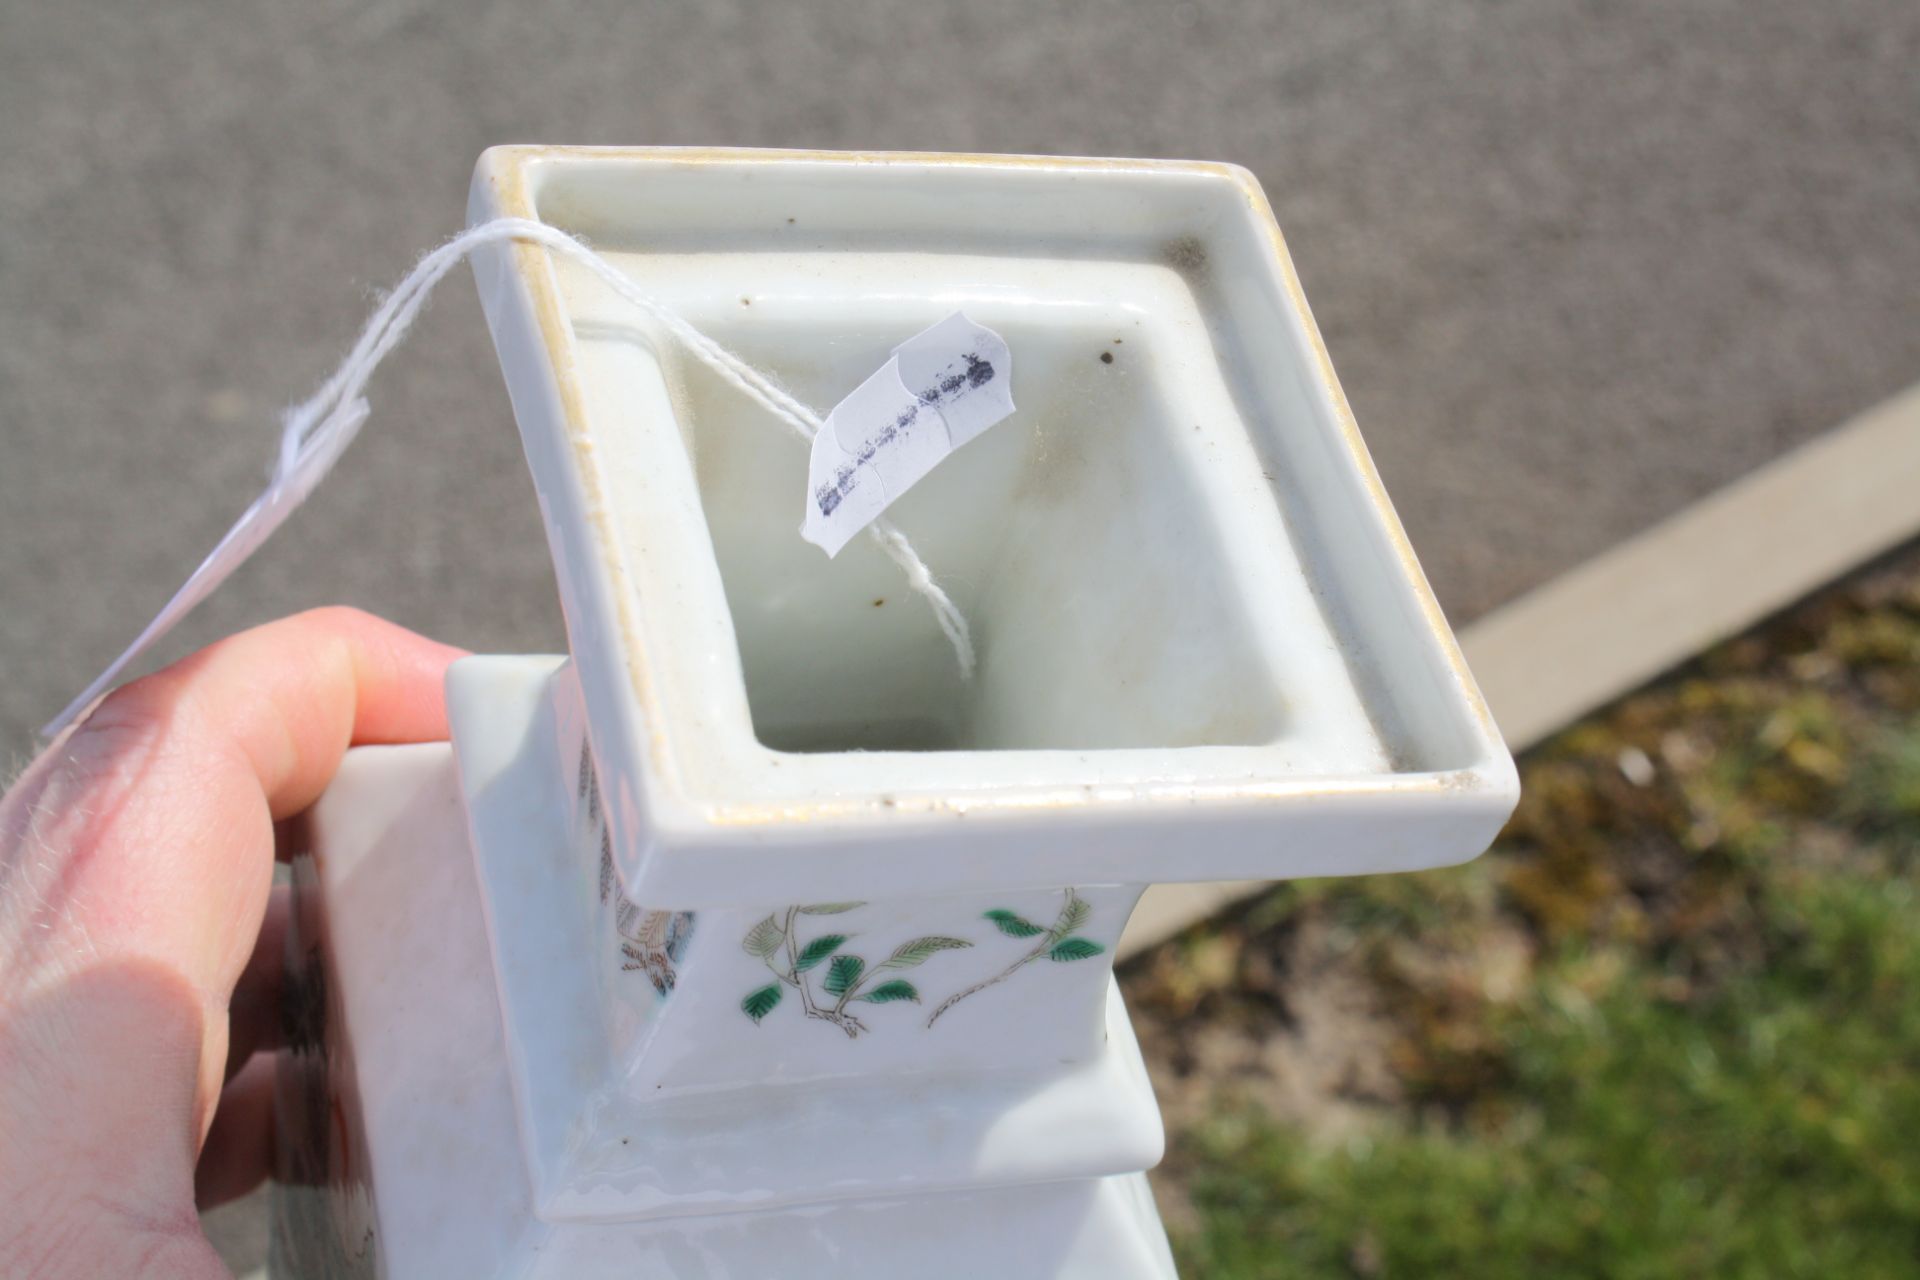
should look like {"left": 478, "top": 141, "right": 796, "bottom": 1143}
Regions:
{"left": 801, "top": 312, "right": 1015, "bottom": 556}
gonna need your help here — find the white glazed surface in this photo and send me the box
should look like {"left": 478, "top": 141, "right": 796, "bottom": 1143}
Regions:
{"left": 452, "top": 656, "right": 1163, "bottom": 1223}
{"left": 560, "top": 253, "right": 1374, "bottom": 765}
{"left": 288, "top": 742, "right": 1176, "bottom": 1279}
{"left": 466, "top": 148, "right": 1519, "bottom": 908}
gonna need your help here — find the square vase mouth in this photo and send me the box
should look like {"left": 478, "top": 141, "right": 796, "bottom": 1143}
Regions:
{"left": 683, "top": 292, "right": 1293, "bottom": 760}
{"left": 466, "top": 146, "right": 1516, "bottom": 907}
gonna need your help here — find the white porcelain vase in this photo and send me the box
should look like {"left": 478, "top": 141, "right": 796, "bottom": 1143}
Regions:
{"left": 267, "top": 148, "right": 1517, "bottom": 1280}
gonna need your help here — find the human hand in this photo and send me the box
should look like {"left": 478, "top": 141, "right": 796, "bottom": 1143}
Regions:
{"left": 0, "top": 608, "right": 463, "bottom": 1278}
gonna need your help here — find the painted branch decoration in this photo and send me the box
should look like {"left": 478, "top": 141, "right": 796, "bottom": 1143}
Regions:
{"left": 924, "top": 889, "right": 1105, "bottom": 1028}
{"left": 739, "top": 902, "right": 972, "bottom": 1039}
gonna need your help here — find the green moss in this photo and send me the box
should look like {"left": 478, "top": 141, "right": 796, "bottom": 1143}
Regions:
{"left": 1175, "top": 856, "right": 1920, "bottom": 1279}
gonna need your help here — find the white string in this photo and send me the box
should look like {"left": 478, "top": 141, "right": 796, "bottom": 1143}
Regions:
{"left": 42, "top": 217, "right": 975, "bottom": 739}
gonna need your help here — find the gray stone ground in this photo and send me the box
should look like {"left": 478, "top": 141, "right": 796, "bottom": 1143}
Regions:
{"left": 1, "top": 1, "right": 1916, "bottom": 1271}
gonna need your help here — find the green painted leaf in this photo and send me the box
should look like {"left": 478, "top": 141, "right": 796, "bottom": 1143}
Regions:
{"left": 741, "top": 984, "right": 782, "bottom": 1022}
{"left": 855, "top": 980, "right": 920, "bottom": 1004}
{"left": 1047, "top": 937, "right": 1105, "bottom": 963}
{"left": 824, "top": 954, "right": 866, "bottom": 996}
{"left": 794, "top": 933, "right": 848, "bottom": 972}
{"left": 798, "top": 902, "right": 864, "bottom": 915}
{"left": 985, "top": 909, "right": 1045, "bottom": 938}
{"left": 880, "top": 936, "right": 973, "bottom": 970}
{"left": 1051, "top": 893, "right": 1091, "bottom": 941}
{"left": 742, "top": 914, "right": 785, "bottom": 958}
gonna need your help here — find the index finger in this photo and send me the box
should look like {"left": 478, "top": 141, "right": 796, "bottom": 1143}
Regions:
{"left": 77, "top": 604, "right": 464, "bottom": 820}
{"left": 6, "top": 606, "right": 463, "bottom": 1005}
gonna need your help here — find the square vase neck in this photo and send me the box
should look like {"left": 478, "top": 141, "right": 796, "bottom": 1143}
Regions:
{"left": 467, "top": 147, "right": 1515, "bottom": 909}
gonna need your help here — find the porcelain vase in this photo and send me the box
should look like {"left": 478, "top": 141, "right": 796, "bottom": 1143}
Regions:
{"left": 267, "top": 147, "right": 1517, "bottom": 1280}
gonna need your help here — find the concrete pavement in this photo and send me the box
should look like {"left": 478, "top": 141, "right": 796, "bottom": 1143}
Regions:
{"left": 4, "top": 0, "right": 1917, "bottom": 753}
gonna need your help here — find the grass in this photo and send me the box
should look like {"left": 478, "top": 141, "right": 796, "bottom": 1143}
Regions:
{"left": 1126, "top": 552, "right": 1920, "bottom": 1278}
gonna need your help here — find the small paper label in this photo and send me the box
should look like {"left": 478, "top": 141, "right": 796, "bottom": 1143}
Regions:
{"left": 801, "top": 312, "right": 1014, "bottom": 556}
